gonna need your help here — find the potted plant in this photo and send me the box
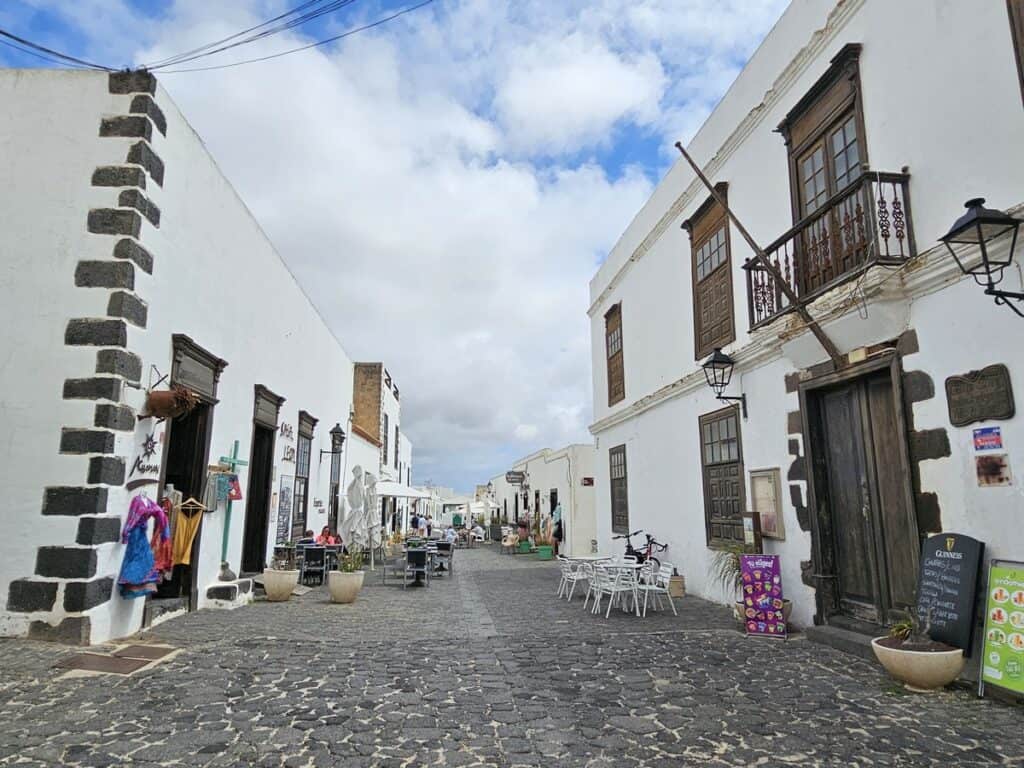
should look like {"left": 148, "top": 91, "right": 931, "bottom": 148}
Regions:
{"left": 534, "top": 529, "right": 553, "bottom": 560}
{"left": 328, "top": 550, "right": 365, "bottom": 604}
{"left": 145, "top": 384, "right": 201, "bottom": 419}
{"left": 871, "top": 610, "right": 966, "bottom": 692}
{"left": 264, "top": 546, "right": 299, "bottom": 602}
{"left": 710, "top": 544, "right": 791, "bottom": 624}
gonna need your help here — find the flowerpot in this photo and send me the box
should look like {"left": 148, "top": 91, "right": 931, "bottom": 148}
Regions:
{"left": 871, "top": 637, "right": 966, "bottom": 692}
{"left": 328, "top": 570, "right": 365, "bottom": 604}
{"left": 263, "top": 569, "right": 299, "bottom": 602}
{"left": 517, "top": 540, "right": 532, "bottom": 554}
{"left": 146, "top": 390, "right": 186, "bottom": 419}
{"left": 734, "top": 600, "right": 746, "bottom": 623}
{"left": 535, "top": 545, "right": 554, "bottom": 560}
{"left": 668, "top": 575, "right": 685, "bottom": 598}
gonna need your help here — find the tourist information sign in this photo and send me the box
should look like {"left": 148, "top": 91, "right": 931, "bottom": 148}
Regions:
{"left": 739, "top": 554, "right": 786, "bottom": 639}
{"left": 979, "top": 559, "right": 1024, "bottom": 698}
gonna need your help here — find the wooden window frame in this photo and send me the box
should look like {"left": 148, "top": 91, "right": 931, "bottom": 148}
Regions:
{"left": 699, "top": 405, "right": 745, "bottom": 548}
{"left": 605, "top": 303, "right": 625, "bottom": 407}
{"left": 383, "top": 412, "right": 389, "bottom": 465}
{"left": 609, "top": 444, "right": 629, "bottom": 534}
{"left": 684, "top": 182, "right": 735, "bottom": 361}
{"left": 1010, "top": 1, "right": 1024, "bottom": 107}
{"left": 777, "top": 44, "right": 869, "bottom": 225}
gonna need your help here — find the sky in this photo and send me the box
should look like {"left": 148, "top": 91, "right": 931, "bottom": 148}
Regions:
{"left": 0, "top": 0, "right": 789, "bottom": 491}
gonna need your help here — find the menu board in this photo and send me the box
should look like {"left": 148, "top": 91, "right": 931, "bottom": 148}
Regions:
{"left": 980, "top": 560, "right": 1024, "bottom": 697}
{"left": 740, "top": 554, "right": 787, "bottom": 639}
{"left": 915, "top": 533, "right": 984, "bottom": 654}
{"left": 275, "top": 475, "right": 294, "bottom": 544}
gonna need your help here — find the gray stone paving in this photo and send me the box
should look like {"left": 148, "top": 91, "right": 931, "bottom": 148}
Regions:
{"left": 1, "top": 546, "right": 1022, "bottom": 767}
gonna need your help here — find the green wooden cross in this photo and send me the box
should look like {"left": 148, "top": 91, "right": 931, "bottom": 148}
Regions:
{"left": 219, "top": 439, "right": 248, "bottom": 565}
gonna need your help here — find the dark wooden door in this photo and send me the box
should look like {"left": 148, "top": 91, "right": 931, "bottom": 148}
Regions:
{"left": 241, "top": 425, "right": 274, "bottom": 573}
{"left": 811, "top": 369, "right": 918, "bottom": 624}
{"left": 609, "top": 445, "right": 629, "bottom": 534}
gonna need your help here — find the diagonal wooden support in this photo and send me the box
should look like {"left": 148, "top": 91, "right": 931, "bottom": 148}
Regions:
{"left": 674, "top": 141, "right": 845, "bottom": 368}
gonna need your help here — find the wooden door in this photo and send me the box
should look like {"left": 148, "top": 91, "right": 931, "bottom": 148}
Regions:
{"left": 809, "top": 368, "right": 918, "bottom": 625}
{"left": 609, "top": 445, "right": 629, "bottom": 534}
{"left": 241, "top": 425, "right": 275, "bottom": 573}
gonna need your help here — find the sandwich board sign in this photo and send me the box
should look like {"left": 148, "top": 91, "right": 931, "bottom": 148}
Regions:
{"left": 979, "top": 559, "right": 1024, "bottom": 698}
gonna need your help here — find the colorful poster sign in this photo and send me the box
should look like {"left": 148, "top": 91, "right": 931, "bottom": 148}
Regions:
{"left": 973, "top": 427, "right": 1003, "bottom": 451}
{"left": 980, "top": 560, "right": 1024, "bottom": 698}
{"left": 275, "top": 475, "right": 294, "bottom": 544}
{"left": 740, "top": 554, "right": 787, "bottom": 639}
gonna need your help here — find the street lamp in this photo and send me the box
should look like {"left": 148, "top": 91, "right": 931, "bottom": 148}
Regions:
{"left": 319, "top": 423, "right": 346, "bottom": 460}
{"left": 701, "top": 347, "right": 748, "bottom": 418}
{"left": 940, "top": 198, "right": 1023, "bottom": 317}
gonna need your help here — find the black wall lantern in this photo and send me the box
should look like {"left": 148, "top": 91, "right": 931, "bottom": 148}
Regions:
{"left": 319, "top": 423, "right": 346, "bottom": 460}
{"left": 940, "top": 198, "right": 1023, "bottom": 317}
{"left": 701, "top": 347, "right": 748, "bottom": 418}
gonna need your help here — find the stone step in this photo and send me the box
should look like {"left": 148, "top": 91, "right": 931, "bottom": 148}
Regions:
{"left": 143, "top": 597, "right": 188, "bottom": 629}
{"left": 805, "top": 624, "right": 877, "bottom": 662}
{"left": 205, "top": 579, "right": 253, "bottom": 603}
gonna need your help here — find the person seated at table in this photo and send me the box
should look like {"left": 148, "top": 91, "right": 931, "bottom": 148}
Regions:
{"left": 316, "top": 526, "right": 339, "bottom": 545}
{"left": 297, "top": 529, "right": 316, "bottom": 545}
{"left": 472, "top": 523, "right": 485, "bottom": 541}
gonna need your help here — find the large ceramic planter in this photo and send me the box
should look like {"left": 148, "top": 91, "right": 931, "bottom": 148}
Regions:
{"left": 871, "top": 637, "right": 966, "bottom": 692}
{"left": 517, "top": 540, "right": 532, "bottom": 554}
{"left": 328, "top": 570, "right": 365, "bottom": 604}
{"left": 264, "top": 569, "right": 299, "bottom": 602}
{"left": 535, "top": 545, "right": 554, "bottom": 560}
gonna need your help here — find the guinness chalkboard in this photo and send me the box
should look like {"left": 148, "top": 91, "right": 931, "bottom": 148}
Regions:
{"left": 915, "top": 533, "right": 984, "bottom": 655}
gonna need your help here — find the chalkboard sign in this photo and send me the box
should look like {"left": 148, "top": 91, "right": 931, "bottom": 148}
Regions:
{"left": 275, "top": 475, "right": 294, "bottom": 544}
{"left": 916, "top": 533, "right": 985, "bottom": 655}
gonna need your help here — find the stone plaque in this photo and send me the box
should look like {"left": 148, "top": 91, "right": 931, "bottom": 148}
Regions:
{"left": 945, "top": 364, "right": 1015, "bottom": 427}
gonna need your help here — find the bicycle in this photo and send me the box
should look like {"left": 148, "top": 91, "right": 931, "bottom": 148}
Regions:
{"left": 611, "top": 529, "right": 668, "bottom": 570}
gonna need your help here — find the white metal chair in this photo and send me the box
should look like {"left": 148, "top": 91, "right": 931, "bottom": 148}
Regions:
{"left": 590, "top": 564, "right": 639, "bottom": 618}
{"left": 636, "top": 560, "right": 678, "bottom": 617}
{"left": 556, "top": 556, "right": 587, "bottom": 600}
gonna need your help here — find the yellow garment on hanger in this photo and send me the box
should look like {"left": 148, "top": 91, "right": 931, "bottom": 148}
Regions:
{"left": 172, "top": 500, "right": 205, "bottom": 566}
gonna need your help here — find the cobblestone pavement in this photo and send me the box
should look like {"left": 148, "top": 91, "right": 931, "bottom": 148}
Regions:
{"left": 2, "top": 546, "right": 1023, "bottom": 767}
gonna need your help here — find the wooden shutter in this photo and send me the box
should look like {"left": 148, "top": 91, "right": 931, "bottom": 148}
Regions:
{"left": 684, "top": 184, "right": 735, "bottom": 360}
{"left": 699, "top": 407, "right": 745, "bottom": 546}
{"left": 605, "top": 304, "right": 625, "bottom": 406}
{"left": 609, "top": 444, "right": 629, "bottom": 534}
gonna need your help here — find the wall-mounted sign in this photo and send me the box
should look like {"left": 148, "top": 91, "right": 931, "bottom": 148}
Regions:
{"left": 279, "top": 423, "right": 295, "bottom": 441}
{"left": 506, "top": 471, "right": 526, "bottom": 484}
{"left": 945, "top": 364, "right": 1015, "bottom": 427}
{"left": 977, "top": 454, "right": 1012, "bottom": 487}
{"left": 282, "top": 445, "right": 296, "bottom": 463}
{"left": 915, "top": 533, "right": 984, "bottom": 655}
{"left": 974, "top": 427, "right": 1004, "bottom": 451}
{"left": 750, "top": 468, "right": 784, "bottom": 540}
{"left": 979, "top": 559, "right": 1024, "bottom": 698}
{"left": 581, "top": 477, "right": 595, "bottom": 486}
{"left": 740, "top": 554, "right": 786, "bottom": 639}
{"left": 126, "top": 425, "right": 165, "bottom": 491}
{"left": 275, "top": 475, "right": 294, "bottom": 544}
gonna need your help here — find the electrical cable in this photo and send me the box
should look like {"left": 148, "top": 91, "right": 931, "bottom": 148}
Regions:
{"left": 148, "top": 0, "right": 362, "bottom": 71}
{"left": 0, "top": 36, "right": 91, "bottom": 68}
{"left": 141, "top": 0, "right": 333, "bottom": 69}
{"left": 0, "top": 28, "right": 113, "bottom": 70}
{"left": 156, "top": 0, "right": 434, "bottom": 74}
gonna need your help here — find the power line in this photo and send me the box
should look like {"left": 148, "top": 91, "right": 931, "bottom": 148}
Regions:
{"left": 149, "top": 0, "right": 361, "bottom": 70}
{"left": 0, "top": 28, "right": 113, "bottom": 71}
{"left": 0, "top": 36, "right": 91, "bottom": 69}
{"left": 142, "top": 0, "right": 335, "bottom": 69}
{"left": 157, "top": 0, "right": 435, "bottom": 74}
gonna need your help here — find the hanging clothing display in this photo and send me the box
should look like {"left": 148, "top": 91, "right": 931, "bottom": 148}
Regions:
{"left": 172, "top": 498, "right": 205, "bottom": 566}
{"left": 118, "top": 494, "right": 170, "bottom": 599}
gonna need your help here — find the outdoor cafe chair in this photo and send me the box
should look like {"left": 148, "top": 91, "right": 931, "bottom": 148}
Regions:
{"left": 636, "top": 560, "right": 679, "bottom": 617}
{"left": 434, "top": 541, "right": 453, "bottom": 575}
{"left": 300, "top": 546, "right": 327, "bottom": 586}
{"left": 591, "top": 562, "right": 640, "bottom": 618}
{"left": 556, "top": 555, "right": 587, "bottom": 601}
{"left": 404, "top": 548, "right": 430, "bottom": 589}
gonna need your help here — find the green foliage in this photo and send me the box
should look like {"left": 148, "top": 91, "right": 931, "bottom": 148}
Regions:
{"left": 339, "top": 550, "right": 364, "bottom": 573}
{"left": 709, "top": 543, "right": 746, "bottom": 598}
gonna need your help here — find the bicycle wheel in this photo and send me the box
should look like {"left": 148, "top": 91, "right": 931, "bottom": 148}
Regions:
{"left": 647, "top": 556, "right": 661, "bottom": 572}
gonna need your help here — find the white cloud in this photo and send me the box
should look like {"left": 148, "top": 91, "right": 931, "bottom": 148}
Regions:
{"left": 0, "top": 0, "right": 788, "bottom": 490}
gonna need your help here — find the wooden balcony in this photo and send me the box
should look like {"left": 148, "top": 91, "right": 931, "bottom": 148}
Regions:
{"left": 743, "top": 171, "right": 915, "bottom": 329}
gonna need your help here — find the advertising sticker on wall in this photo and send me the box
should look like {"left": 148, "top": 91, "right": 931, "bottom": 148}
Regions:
{"left": 976, "top": 454, "right": 1012, "bottom": 487}
{"left": 979, "top": 560, "right": 1024, "bottom": 699}
{"left": 740, "top": 554, "right": 787, "bottom": 639}
{"left": 973, "top": 427, "right": 1003, "bottom": 451}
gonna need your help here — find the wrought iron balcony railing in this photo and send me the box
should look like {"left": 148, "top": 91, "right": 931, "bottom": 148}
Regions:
{"left": 743, "top": 170, "right": 915, "bottom": 329}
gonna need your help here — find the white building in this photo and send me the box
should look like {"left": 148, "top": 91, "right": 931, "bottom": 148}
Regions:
{"left": 588, "top": 0, "right": 1024, "bottom": 633}
{"left": 0, "top": 70, "right": 363, "bottom": 644}
{"left": 489, "top": 444, "right": 598, "bottom": 556}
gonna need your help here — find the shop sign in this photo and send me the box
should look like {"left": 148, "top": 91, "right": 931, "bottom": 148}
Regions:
{"left": 581, "top": 477, "right": 594, "bottom": 486}
{"left": 505, "top": 471, "right": 526, "bottom": 484}
{"left": 275, "top": 475, "right": 294, "bottom": 544}
{"left": 973, "top": 427, "right": 1003, "bottom": 451}
{"left": 915, "top": 533, "right": 984, "bottom": 654}
{"left": 126, "top": 425, "right": 165, "bottom": 491}
{"left": 979, "top": 559, "right": 1024, "bottom": 698}
{"left": 945, "top": 364, "right": 1015, "bottom": 427}
{"left": 739, "top": 554, "right": 786, "bottom": 639}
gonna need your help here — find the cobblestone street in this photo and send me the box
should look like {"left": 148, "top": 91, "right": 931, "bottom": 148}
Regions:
{"left": 2, "top": 546, "right": 1023, "bottom": 767}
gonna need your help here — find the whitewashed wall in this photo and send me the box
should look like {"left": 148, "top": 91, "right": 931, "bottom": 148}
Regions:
{"left": 0, "top": 70, "right": 360, "bottom": 643}
{"left": 588, "top": 0, "right": 1024, "bottom": 626}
